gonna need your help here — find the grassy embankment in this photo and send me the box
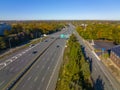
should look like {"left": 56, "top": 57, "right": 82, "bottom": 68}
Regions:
{"left": 56, "top": 34, "right": 93, "bottom": 90}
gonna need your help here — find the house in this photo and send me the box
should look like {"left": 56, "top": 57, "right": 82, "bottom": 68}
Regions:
{"left": 0, "top": 23, "right": 11, "bottom": 35}
{"left": 110, "top": 45, "right": 120, "bottom": 68}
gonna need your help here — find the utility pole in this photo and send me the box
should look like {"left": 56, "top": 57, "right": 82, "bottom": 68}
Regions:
{"left": 36, "top": 32, "right": 37, "bottom": 38}
{"left": 9, "top": 38, "right": 12, "bottom": 52}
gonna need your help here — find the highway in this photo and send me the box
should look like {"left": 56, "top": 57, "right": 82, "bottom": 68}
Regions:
{"left": 70, "top": 24, "right": 120, "bottom": 90}
{"left": 13, "top": 37, "right": 66, "bottom": 90}
{"left": 0, "top": 27, "right": 69, "bottom": 90}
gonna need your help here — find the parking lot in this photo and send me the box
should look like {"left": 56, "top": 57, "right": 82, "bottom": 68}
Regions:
{"left": 93, "top": 40, "right": 116, "bottom": 56}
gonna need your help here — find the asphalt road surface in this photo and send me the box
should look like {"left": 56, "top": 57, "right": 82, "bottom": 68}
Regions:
{"left": 13, "top": 37, "right": 66, "bottom": 90}
{"left": 0, "top": 27, "right": 69, "bottom": 90}
{"left": 69, "top": 24, "right": 120, "bottom": 90}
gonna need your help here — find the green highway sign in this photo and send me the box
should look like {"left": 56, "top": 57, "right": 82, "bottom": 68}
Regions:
{"left": 60, "top": 34, "right": 65, "bottom": 38}
{"left": 60, "top": 34, "right": 70, "bottom": 39}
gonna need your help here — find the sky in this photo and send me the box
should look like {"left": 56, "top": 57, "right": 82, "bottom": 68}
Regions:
{"left": 0, "top": 0, "right": 120, "bottom": 20}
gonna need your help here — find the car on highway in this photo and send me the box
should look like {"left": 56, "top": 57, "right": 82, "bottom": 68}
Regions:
{"left": 56, "top": 45, "right": 60, "bottom": 48}
{"left": 29, "top": 44, "right": 34, "bottom": 47}
{"left": 45, "top": 40, "right": 48, "bottom": 42}
{"left": 32, "top": 50, "right": 37, "bottom": 54}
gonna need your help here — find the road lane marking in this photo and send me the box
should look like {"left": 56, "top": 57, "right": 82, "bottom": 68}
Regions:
{"left": 22, "top": 84, "right": 25, "bottom": 88}
{"left": 47, "top": 66, "right": 50, "bottom": 70}
{"left": 22, "top": 51, "right": 26, "bottom": 54}
{"left": 16, "top": 54, "right": 22, "bottom": 57}
{"left": 0, "top": 81, "right": 5, "bottom": 86}
{"left": 95, "top": 56, "right": 115, "bottom": 89}
{"left": 46, "top": 46, "right": 64, "bottom": 90}
{"left": 42, "top": 77, "right": 45, "bottom": 82}
{"left": 27, "top": 76, "right": 32, "bottom": 81}
{"left": 34, "top": 76, "right": 38, "bottom": 82}
{"left": 92, "top": 51, "right": 100, "bottom": 61}
{"left": 94, "top": 67, "right": 96, "bottom": 71}
{"left": 25, "top": 49, "right": 29, "bottom": 52}
{"left": 10, "top": 67, "right": 14, "bottom": 71}
{"left": 4, "top": 63, "right": 7, "bottom": 66}
{"left": 5, "top": 60, "right": 11, "bottom": 65}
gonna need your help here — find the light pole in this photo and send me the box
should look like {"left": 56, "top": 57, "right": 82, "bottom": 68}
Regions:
{"left": 9, "top": 38, "right": 12, "bottom": 50}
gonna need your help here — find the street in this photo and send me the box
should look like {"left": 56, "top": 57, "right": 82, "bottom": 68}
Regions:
{"left": 0, "top": 27, "right": 70, "bottom": 90}
{"left": 70, "top": 24, "right": 120, "bottom": 90}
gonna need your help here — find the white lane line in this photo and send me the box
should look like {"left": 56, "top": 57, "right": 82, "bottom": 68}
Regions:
{"left": 12, "top": 56, "right": 18, "bottom": 59}
{"left": 0, "top": 81, "right": 5, "bottom": 86}
{"left": 34, "top": 76, "right": 38, "bottom": 82}
{"left": 47, "top": 66, "right": 50, "bottom": 70}
{"left": 25, "top": 49, "right": 29, "bottom": 52}
{"left": 92, "top": 51, "right": 100, "bottom": 61}
{"left": 10, "top": 67, "right": 14, "bottom": 71}
{"left": 94, "top": 67, "right": 96, "bottom": 71}
{"left": 22, "top": 84, "right": 25, "bottom": 88}
{"left": 22, "top": 51, "right": 26, "bottom": 54}
{"left": 45, "top": 51, "right": 63, "bottom": 90}
{"left": 16, "top": 53, "right": 22, "bottom": 57}
{"left": 28, "top": 76, "right": 32, "bottom": 81}
{"left": 42, "top": 77, "right": 45, "bottom": 82}
{"left": 4, "top": 63, "right": 6, "bottom": 66}
{"left": 11, "top": 56, "right": 18, "bottom": 61}
{"left": 95, "top": 56, "right": 115, "bottom": 89}
{"left": 0, "top": 63, "right": 6, "bottom": 70}
{"left": 5, "top": 60, "right": 11, "bottom": 65}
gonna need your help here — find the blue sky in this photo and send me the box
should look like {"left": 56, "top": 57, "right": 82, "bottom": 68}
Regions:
{"left": 0, "top": 0, "right": 120, "bottom": 20}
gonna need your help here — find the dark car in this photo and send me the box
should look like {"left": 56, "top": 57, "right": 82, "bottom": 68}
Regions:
{"left": 45, "top": 40, "right": 48, "bottom": 42}
{"left": 32, "top": 50, "right": 37, "bottom": 54}
{"left": 56, "top": 45, "right": 60, "bottom": 48}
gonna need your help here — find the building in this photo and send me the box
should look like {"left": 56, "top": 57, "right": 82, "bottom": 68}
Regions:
{"left": 0, "top": 23, "right": 11, "bottom": 35}
{"left": 110, "top": 45, "right": 120, "bottom": 68}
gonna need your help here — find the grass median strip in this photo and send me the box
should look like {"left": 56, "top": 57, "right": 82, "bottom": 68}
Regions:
{"left": 56, "top": 34, "right": 93, "bottom": 90}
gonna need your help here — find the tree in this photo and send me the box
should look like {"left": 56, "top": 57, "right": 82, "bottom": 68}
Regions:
{"left": 0, "top": 37, "right": 6, "bottom": 49}
{"left": 4, "top": 30, "right": 10, "bottom": 36}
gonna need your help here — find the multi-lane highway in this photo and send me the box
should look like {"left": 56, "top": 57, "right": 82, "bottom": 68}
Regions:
{"left": 13, "top": 37, "right": 66, "bottom": 90}
{"left": 2, "top": 23, "right": 119, "bottom": 90}
{"left": 70, "top": 24, "right": 120, "bottom": 90}
{"left": 0, "top": 27, "right": 71, "bottom": 90}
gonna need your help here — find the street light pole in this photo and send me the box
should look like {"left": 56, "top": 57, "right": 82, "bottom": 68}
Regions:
{"left": 9, "top": 38, "right": 12, "bottom": 50}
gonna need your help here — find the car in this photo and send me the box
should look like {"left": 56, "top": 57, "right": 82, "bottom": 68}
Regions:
{"left": 45, "top": 40, "right": 48, "bottom": 42}
{"left": 32, "top": 50, "right": 37, "bottom": 54}
{"left": 29, "top": 44, "right": 34, "bottom": 47}
{"left": 56, "top": 45, "right": 60, "bottom": 48}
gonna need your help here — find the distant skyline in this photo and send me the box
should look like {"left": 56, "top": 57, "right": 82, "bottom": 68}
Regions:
{"left": 0, "top": 0, "right": 120, "bottom": 20}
